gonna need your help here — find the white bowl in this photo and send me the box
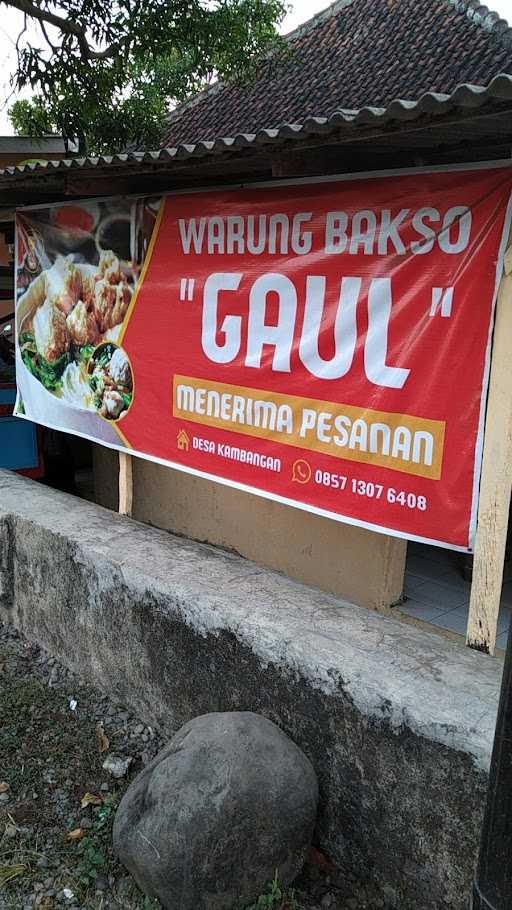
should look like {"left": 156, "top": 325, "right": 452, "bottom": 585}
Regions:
{"left": 16, "top": 351, "right": 122, "bottom": 446}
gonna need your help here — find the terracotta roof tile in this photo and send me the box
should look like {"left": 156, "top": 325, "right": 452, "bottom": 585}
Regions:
{"left": 163, "top": 0, "right": 512, "bottom": 146}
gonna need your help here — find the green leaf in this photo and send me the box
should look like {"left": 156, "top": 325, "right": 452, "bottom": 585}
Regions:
{"left": 7, "top": 0, "right": 287, "bottom": 154}
{"left": 21, "top": 343, "right": 72, "bottom": 392}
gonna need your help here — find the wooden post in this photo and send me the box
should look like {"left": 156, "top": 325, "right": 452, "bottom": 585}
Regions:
{"left": 118, "top": 451, "right": 133, "bottom": 517}
{"left": 466, "top": 243, "right": 512, "bottom": 655}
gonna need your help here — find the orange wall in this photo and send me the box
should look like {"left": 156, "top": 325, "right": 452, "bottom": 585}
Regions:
{"left": 93, "top": 445, "right": 407, "bottom": 609}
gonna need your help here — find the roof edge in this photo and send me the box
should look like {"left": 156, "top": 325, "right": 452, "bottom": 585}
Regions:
{"left": 280, "top": 0, "right": 356, "bottom": 41}
{"left": 4, "top": 72, "right": 512, "bottom": 183}
{"left": 447, "top": 0, "right": 512, "bottom": 46}
{"left": 166, "top": 0, "right": 512, "bottom": 138}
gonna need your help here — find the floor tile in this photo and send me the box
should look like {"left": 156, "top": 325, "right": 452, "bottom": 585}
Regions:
{"left": 434, "top": 566, "right": 472, "bottom": 592}
{"left": 400, "top": 599, "right": 450, "bottom": 623}
{"left": 412, "top": 578, "right": 469, "bottom": 610}
{"left": 497, "top": 605, "right": 512, "bottom": 635}
{"left": 403, "top": 573, "right": 428, "bottom": 595}
{"left": 402, "top": 544, "right": 512, "bottom": 638}
{"left": 495, "top": 630, "right": 510, "bottom": 650}
{"left": 433, "top": 607, "right": 469, "bottom": 635}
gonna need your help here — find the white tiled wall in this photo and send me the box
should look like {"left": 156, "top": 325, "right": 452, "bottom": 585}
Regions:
{"left": 399, "top": 542, "right": 511, "bottom": 647}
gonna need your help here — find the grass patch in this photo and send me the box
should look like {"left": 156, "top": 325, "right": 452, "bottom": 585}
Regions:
{"left": 245, "top": 872, "right": 299, "bottom": 910}
{"left": 0, "top": 637, "right": 154, "bottom": 908}
{"left": 76, "top": 796, "right": 118, "bottom": 887}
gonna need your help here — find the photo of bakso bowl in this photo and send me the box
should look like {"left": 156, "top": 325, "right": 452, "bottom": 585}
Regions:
{"left": 87, "top": 342, "right": 133, "bottom": 421}
{"left": 17, "top": 250, "right": 133, "bottom": 415}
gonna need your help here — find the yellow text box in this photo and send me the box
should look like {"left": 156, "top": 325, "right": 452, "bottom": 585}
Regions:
{"left": 173, "top": 374, "right": 445, "bottom": 479}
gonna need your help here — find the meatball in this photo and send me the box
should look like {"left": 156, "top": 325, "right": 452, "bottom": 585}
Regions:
{"left": 109, "top": 348, "right": 132, "bottom": 388}
{"left": 46, "top": 256, "right": 82, "bottom": 315}
{"left": 81, "top": 273, "right": 97, "bottom": 309}
{"left": 99, "top": 250, "right": 121, "bottom": 283}
{"left": 93, "top": 277, "right": 131, "bottom": 333}
{"left": 33, "top": 298, "right": 71, "bottom": 363}
{"left": 66, "top": 300, "right": 100, "bottom": 347}
{"left": 93, "top": 278, "right": 117, "bottom": 334}
{"left": 100, "top": 390, "right": 125, "bottom": 419}
{"left": 110, "top": 280, "right": 131, "bottom": 328}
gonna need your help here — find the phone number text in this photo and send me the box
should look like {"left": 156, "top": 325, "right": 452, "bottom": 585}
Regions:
{"left": 313, "top": 470, "right": 427, "bottom": 511}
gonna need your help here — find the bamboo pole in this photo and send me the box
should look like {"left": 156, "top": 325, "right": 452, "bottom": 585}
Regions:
{"left": 466, "top": 243, "right": 512, "bottom": 655}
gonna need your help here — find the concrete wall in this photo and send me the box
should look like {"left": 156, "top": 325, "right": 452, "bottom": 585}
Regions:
{"left": 93, "top": 446, "right": 407, "bottom": 609}
{"left": 0, "top": 470, "right": 502, "bottom": 910}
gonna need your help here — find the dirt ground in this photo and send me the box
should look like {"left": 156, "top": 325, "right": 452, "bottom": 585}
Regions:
{"left": 0, "top": 621, "right": 386, "bottom": 910}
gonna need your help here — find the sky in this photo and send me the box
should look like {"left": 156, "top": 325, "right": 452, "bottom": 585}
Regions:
{"left": 0, "top": 0, "right": 511, "bottom": 134}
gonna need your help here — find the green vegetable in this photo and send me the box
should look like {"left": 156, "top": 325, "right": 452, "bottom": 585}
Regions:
{"left": 121, "top": 392, "right": 132, "bottom": 410}
{"left": 20, "top": 332, "right": 72, "bottom": 393}
{"left": 78, "top": 344, "right": 94, "bottom": 363}
{"left": 95, "top": 344, "right": 115, "bottom": 369}
{"left": 19, "top": 332, "right": 36, "bottom": 346}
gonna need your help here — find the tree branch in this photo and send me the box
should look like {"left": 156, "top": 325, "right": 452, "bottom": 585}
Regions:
{"left": 3, "top": 0, "right": 123, "bottom": 59}
{"left": 38, "top": 17, "right": 59, "bottom": 54}
{"left": 15, "top": 10, "right": 27, "bottom": 57}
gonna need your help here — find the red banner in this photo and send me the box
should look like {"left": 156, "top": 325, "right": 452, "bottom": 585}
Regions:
{"left": 15, "top": 166, "right": 512, "bottom": 549}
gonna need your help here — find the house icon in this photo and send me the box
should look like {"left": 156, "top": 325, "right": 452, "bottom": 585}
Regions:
{"left": 177, "top": 429, "right": 190, "bottom": 452}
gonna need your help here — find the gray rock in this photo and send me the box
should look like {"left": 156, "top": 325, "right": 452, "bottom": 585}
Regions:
{"left": 113, "top": 711, "right": 318, "bottom": 910}
{"left": 102, "top": 755, "right": 132, "bottom": 779}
